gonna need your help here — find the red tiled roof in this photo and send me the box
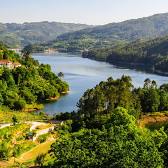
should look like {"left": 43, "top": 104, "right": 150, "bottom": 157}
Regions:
{"left": 0, "top": 60, "right": 12, "bottom": 64}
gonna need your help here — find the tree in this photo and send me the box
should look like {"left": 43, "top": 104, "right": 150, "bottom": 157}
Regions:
{"left": 76, "top": 76, "right": 140, "bottom": 129}
{"left": 159, "top": 90, "right": 168, "bottom": 111}
{"left": 0, "top": 142, "right": 9, "bottom": 160}
{"left": 21, "top": 45, "right": 32, "bottom": 59}
{"left": 14, "top": 99, "right": 26, "bottom": 110}
{"left": 50, "top": 107, "right": 164, "bottom": 168}
{"left": 35, "top": 154, "right": 46, "bottom": 167}
{"left": 0, "top": 93, "right": 4, "bottom": 105}
{"left": 137, "top": 88, "right": 160, "bottom": 113}
{"left": 21, "top": 88, "right": 37, "bottom": 104}
{"left": 58, "top": 72, "right": 64, "bottom": 78}
{"left": 0, "top": 44, "right": 69, "bottom": 110}
{"left": 12, "top": 115, "right": 18, "bottom": 126}
{"left": 144, "top": 78, "right": 151, "bottom": 89}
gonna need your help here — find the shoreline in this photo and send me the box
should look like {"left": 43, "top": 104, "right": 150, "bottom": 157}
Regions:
{"left": 33, "top": 50, "right": 168, "bottom": 77}
{"left": 43, "top": 90, "right": 69, "bottom": 103}
{"left": 82, "top": 55, "right": 168, "bottom": 77}
{"left": 21, "top": 91, "right": 69, "bottom": 113}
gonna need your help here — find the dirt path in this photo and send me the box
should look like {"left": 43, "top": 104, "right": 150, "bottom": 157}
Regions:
{"left": 18, "top": 139, "right": 55, "bottom": 163}
{"left": 33, "top": 126, "right": 54, "bottom": 141}
{"left": 0, "top": 123, "right": 11, "bottom": 129}
{"left": 0, "top": 161, "right": 9, "bottom": 168}
{"left": 0, "top": 121, "right": 47, "bottom": 130}
{"left": 5, "top": 139, "right": 55, "bottom": 166}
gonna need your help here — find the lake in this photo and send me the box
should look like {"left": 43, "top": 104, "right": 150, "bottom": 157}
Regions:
{"left": 33, "top": 52, "right": 168, "bottom": 115}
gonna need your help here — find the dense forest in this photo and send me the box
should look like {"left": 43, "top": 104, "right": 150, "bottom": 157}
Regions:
{"left": 34, "top": 76, "right": 168, "bottom": 167}
{"left": 83, "top": 35, "right": 168, "bottom": 74}
{"left": 0, "top": 43, "right": 68, "bottom": 111}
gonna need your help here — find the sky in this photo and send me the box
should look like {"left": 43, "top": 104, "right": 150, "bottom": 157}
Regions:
{"left": 1, "top": 0, "right": 168, "bottom": 25}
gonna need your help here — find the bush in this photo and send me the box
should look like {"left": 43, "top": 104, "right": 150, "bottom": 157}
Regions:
{"left": 14, "top": 99, "right": 26, "bottom": 110}
{"left": 37, "top": 134, "right": 48, "bottom": 143}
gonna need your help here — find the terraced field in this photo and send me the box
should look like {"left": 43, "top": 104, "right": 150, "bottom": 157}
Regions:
{"left": 0, "top": 121, "right": 58, "bottom": 167}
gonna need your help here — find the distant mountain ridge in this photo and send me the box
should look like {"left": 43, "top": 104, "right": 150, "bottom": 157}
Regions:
{"left": 2, "top": 13, "right": 168, "bottom": 49}
{"left": 56, "top": 13, "right": 168, "bottom": 45}
{"left": 0, "top": 21, "right": 91, "bottom": 47}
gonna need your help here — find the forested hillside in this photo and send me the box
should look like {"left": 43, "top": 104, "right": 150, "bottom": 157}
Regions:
{"left": 59, "top": 13, "right": 168, "bottom": 40}
{"left": 0, "top": 43, "right": 69, "bottom": 111}
{"left": 83, "top": 35, "right": 168, "bottom": 74}
{"left": 48, "top": 13, "right": 168, "bottom": 52}
{"left": 0, "top": 22, "right": 91, "bottom": 47}
{"left": 41, "top": 76, "right": 168, "bottom": 167}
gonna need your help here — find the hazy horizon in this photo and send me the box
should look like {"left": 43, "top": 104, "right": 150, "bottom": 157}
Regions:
{"left": 1, "top": 12, "right": 168, "bottom": 26}
{"left": 1, "top": 0, "right": 168, "bottom": 25}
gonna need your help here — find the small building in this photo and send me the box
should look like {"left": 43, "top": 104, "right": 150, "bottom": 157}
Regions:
{"left": 0, "top": 60, "right": 21, "bottom": 69}
{"left": 0, "top": 60, "right": 13, "bottom": 69}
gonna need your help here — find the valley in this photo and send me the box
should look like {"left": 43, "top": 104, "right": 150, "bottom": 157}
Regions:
{"left": 1, "top": 2, "right": 168, "bottom": 166}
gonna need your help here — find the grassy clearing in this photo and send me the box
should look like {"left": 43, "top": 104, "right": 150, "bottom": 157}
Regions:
{"left": 23, "top": 103, "right": 44, "bottom": 112}
{"left": 139, "top": 111, "right": 168, "bottom": 129}
{"left": 35, "top": 123, "right": 53, "bottom": 130}
{"left": 0, "top": 106, "right": 48, "bottom": 123}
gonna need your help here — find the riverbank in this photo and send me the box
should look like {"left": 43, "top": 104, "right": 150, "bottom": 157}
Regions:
{"left": 107, "top": 60, "right": 168, "bottom": 77}
{"left": 36, "top": 50, "right": 168, "bottom": 77}
{"left": 82, "top": 55, "right": 168, "bottom": 77}
{"left": 44, "top": 91, "right": 69, "bottom": 104}
{"left": 33, "top": 53, "right": 168, "bottom": 114}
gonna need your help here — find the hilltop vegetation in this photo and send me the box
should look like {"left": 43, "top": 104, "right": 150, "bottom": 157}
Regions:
{"left": 83, "top": 35, "right": 168, "bottom": 74}
{"left": 0, "top": 43, "right": 69, "bottom": 111}
{"left": 68, "top": 76, "right": 168, "bottom": 130}
{"left": 0, "top": 22, "right": 91, "bottom": 47}
{"left": 40, "top": 76, "right": 168, "bottom": 167}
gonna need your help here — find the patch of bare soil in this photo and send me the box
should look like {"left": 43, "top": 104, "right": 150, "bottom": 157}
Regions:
{"left": 139, "top": 113, "right": 168, "bottom": 128}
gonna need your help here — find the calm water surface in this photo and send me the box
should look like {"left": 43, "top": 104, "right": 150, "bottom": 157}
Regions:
{"left": 33, "top": 52, "right": 168, "bottom": 115}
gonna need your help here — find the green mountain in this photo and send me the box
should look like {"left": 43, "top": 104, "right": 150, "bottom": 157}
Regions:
{"left": 0, "top": 21, "right": 91, "bottom": 47}
{"left": 83, "top": 35, "right": 168, "bottom": 74}
{"left": 52, "top": 13, "right": 168, "bottom": 52}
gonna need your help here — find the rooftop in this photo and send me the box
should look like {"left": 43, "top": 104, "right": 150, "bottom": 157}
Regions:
{"left": 0, "top": 60, "right": 12, "bottom": 64}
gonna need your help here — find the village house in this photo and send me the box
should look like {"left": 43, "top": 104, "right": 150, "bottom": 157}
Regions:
{"left": 0, "top": 60, "right": 21, "bottom": 69}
